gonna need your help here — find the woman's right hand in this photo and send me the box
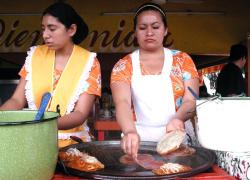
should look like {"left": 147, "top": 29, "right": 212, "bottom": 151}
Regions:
{"left": 121, "top": 131, "right": 140, "bottom": 160}
{"left": 166, "top": 118, "right": 185, "bottom": 133}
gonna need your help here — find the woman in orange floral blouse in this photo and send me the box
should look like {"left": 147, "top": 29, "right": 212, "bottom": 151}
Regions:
{"left": 111, "top": 2, "right": 199, "bottom": 159}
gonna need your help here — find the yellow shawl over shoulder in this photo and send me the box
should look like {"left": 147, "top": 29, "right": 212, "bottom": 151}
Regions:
{"left": 25, "top": 45, "right": 95, "bottom": 147}
{"left": 29, "top": 45, "right": 91, "bottom": 115}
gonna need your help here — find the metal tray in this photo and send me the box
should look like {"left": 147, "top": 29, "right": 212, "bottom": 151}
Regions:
{"left": 59, "top": 140, "right": 216, "bottom": 179}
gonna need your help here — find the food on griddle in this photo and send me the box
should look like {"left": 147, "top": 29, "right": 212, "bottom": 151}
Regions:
{"left": 119, "top": 154, "right": 154, "bottom": 165}
{"left": 59, "top": 147, "right": 82, "bottom": 162}
{"left": 161, "top": 144, "right": 196, "bottom": 157}
{"left": 156, "top": 130, "right": 185, "bottom": 155}
{"left": 136, "top": 157, "right": 165, "bottom": 170}
{"left": 119, "top": 153, "right": 165, "bottom": 170}
{"left": 119, "top": 154, "right": 136, "bottom": 165}
{"left": 152, "top": 162, "right": 192, "bottom": 175}
{"left": 59, "top": 148, "right": 104, "bottom": 172}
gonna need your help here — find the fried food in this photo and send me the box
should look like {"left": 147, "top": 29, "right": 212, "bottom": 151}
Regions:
{"left": 152, "top": 162, "right": 192, "bottom": 175}
{"left": 59, "top": 148, "right": 104, "bottom": 172}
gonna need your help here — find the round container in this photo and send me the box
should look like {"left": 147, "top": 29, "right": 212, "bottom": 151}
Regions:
{"left": 0, "top": 110, "right": 59, "bottom": 180}
{"left": 196, "top": 97, "right": 250, "bottom": 152}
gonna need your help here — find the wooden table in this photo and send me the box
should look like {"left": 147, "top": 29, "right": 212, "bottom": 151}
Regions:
{"left": 94, "top": 118, "right": 121, "bottom": 141}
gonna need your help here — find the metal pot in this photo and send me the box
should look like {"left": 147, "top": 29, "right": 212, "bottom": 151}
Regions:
{"left": 196, "top": 97, "right": 250, "bottom": 152}
{"left": 0, "top": 110, "right": 59, "bottom": 180}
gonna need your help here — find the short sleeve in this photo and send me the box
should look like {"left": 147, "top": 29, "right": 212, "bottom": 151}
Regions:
{"left": 85, "top": 58, "right": 102, "bottom": 97}
{"left": 19, "top": 65, "right": 27, "bottom": 78}
{"left": 110, "top": 55, "right": 133, "bottom": 85}
{"left": 180, "top": 52, "right": 199, "bottom": 81}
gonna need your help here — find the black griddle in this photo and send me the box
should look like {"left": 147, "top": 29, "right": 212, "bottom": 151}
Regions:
{"left": 59, "top": 140, "right": 216, "bottom": 179}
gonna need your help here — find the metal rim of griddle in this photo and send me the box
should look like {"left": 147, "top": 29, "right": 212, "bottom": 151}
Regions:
{"left": 59, "top": 140, "right": 216, "bottom": 179}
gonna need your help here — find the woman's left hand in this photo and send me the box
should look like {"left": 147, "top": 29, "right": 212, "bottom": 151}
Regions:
{"left": 166, "top": 118, "right": 185, "bottom": 133}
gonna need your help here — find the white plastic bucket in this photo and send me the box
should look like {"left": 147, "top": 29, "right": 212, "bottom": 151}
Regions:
{"left": 196, "top": 97, "right": 250, "bottom": 152}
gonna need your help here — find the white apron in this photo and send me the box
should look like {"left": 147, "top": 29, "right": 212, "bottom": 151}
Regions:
{"left": 131, "top": 48, "right": 176, "bottom": 142}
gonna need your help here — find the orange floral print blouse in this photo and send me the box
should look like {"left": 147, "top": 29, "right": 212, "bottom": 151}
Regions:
{"left": 111, "top": 49, "right": 199, "bottom": 110}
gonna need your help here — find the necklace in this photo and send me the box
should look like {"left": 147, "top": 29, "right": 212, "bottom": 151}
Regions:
{"left": 140, "top": 62, "right": 162, "bottom": 75}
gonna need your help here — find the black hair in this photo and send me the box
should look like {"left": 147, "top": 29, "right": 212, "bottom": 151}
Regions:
{"left": 42, "top": 2, "right": 88, "bottom": 44}
{"left": 133, "top": 2, "right": 167, "bottom": 30}
{"left": 229, "top": 44, "right": 248, "bottom": 62}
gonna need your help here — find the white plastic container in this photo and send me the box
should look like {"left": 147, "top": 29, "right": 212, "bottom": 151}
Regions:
{"left": 196, "top": 97, "right": 250, "bottom": 152}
